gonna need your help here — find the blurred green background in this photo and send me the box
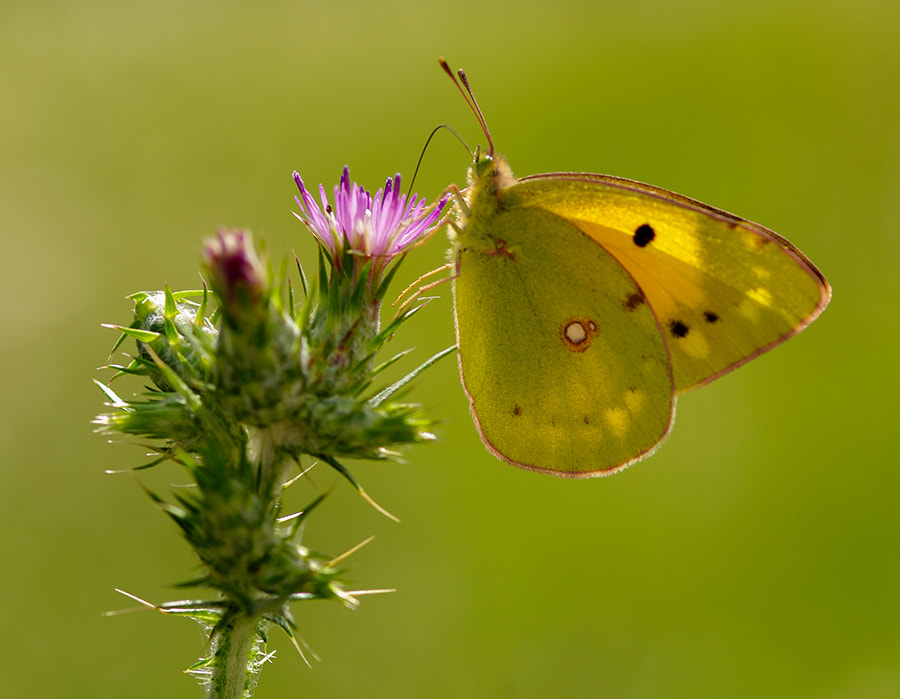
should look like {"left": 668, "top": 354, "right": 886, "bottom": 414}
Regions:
{"left": 2, "top": 0, "right": 898, "bottom": 697}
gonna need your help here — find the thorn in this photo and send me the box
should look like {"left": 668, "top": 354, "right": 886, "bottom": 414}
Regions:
{"left": 328, "top": 535, "right": 375, "bottom": 567}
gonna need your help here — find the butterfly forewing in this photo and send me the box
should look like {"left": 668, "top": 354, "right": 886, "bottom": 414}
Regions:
{"left": 512, "top": 174, "right": 832, "bottom": 391}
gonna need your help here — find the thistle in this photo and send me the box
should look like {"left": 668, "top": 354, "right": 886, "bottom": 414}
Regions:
{"left": 95, "top": 168, "right": 449, "bottom": 698}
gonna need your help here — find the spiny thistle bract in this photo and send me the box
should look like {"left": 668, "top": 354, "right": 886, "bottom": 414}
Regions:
{"left": 94, "top": 168, "right": 450, "bottom": 696}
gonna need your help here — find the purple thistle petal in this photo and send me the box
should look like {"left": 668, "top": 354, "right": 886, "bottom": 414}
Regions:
{"left": 293, "top": 171, "right": 338, "bottom": 257}
{"left": 293, "top": 166, "right": 450, "bottom": 281}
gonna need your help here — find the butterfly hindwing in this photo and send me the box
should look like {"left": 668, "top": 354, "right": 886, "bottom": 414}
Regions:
{"left": 454, "top": 203, "right": 675, "bottom": 476}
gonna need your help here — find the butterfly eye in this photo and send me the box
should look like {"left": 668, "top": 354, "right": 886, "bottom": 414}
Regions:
{"left": 474, "top": 154, "right": 495, "bottom": 177}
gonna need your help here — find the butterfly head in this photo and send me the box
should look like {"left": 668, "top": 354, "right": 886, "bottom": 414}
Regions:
{"left": 452, "top": 152, "right": 518, "bottom": 242}
{"left": 466, "top": 148, "right": 493, "bottom": 189}
{"left": 469, "top": 148, "right": 515, "bottom": 186}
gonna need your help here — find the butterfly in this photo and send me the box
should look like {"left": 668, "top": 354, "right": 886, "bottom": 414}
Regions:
{"left": 441, "top": 60, "right": 832, "bottom": 477}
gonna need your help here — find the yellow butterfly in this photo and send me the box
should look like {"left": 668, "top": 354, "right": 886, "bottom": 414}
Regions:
{"left": 442, "top": 60, "right": 832, "bottom": 477}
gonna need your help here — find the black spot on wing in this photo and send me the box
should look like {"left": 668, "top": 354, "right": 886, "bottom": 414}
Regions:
{"left": 703, "top": 310, "right": 720, "bottom": 323}
{"left": 633, "top": 224, "right": 655, "bottom": 247}
{"left": 668, "top": 319, "right": 690, "bottom": 338}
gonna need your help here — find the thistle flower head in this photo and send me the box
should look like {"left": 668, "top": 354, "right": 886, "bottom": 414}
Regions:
{"left": 293, "top": 166, "right": 448, "bottom": 284}
{"left": 202, "top": 228, "right": 267, "bottom": 321}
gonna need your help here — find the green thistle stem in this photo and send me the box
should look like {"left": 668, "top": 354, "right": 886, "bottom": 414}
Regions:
{"left": 247, "top": 425, "right": 293, "bottom": 502}
{"left": 207, "top": 613, "right": 264, "bottom": 699}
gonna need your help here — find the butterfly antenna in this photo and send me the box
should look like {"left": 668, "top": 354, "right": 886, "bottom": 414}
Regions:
{"left": 439, "top": 58, "right": 495, "bottom": 157}
{"left": 406, "top": 123, "right": 474, "bottom": 200}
